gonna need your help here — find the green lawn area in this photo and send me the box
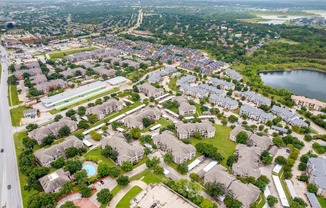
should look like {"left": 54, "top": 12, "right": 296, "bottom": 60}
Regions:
{"left": 168, "top": 77, "right": 178, "bottom": 92}
{"left": 257, "top": 193, "right": 266, "bottom": 208}
{"left": 278, "top": 170, "right": 293, "bottom": 203}
{"left": 195, "top": 103, "right": 202, "bottom": 116}
{"left": 10, "top": 106, "right": 31, "bottom": 126}
{"left": 116, "top": 186, "right": 143, "bottom": 208}
{"left": 14, "top": 131, "right": 38, "bottom": 208}
{"left": 141, "top": 173, "right": 163, "bottom": 184}
{"left": 8, "top": 84, "right": 22, "bottom": 106}
{"left": 84, "top": 147, "right": 116, "bottom": 167}
{"left": 317, "top": 197, "right": 326, "bottom": 207}
{"left": 48, "top": 47, "right": 97, "bottom": 59}
{"left": 189, "top": 124, "right": 235, "bottom": 167}
{"left": 111, "top": 185, "right": 124, "bottom": 197}
{"left": 142, "top": 118, "right": 172, "bottom": 132}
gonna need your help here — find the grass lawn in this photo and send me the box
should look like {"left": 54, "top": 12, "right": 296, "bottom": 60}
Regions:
{"left": 10, "top": 106, "right": 31, "bottom": 126}
{"left": 317, "top": 197, "right": 326, "bottom": 207}
{"left": 257, "top": 193, "right": 266, "bottom": 208}
{"left": 189, "top": 124, "right": 235, "bottom": 167}
{"left": 83, "top": 147, "right": 116, "bottom": 166}
{"left": 14, "top": 131, "right": 38, "bottom": 208}
{"left": 111, "top": 185, "right": 124, "bottom": 197}
{"left": 141, "top": 173, "right": 163, "bottom": 184}
{"left": 8, "top": 84, "right": 22, "bottom": 106}
{"left": 168, "top": 77, "right": 178, "bottom": 92}
{"left": 195, "top": 103, "right": 202, "bottom": 116}
{"left": 278, "top": 170, "right": 293, "bottom": 203}
{"left": 48, "top": 47, "right": 97, "bottom": 59}
{"left": 142, "top": 118, "right": 172, "bottom": 132}
{"left": 116, "top": 186, "right": 143, "bottom": 208}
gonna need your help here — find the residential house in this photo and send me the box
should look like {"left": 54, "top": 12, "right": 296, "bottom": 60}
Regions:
{"left": 30, "top": 74, "right": 47, "bottom": 85}
{"left": 124, "top": 107, "right": 162, "bottom": 129}
{"left": 28, "top": 117, "right": 78, "bottom": 144}
{"left": 34, "top": 79, "right": 69, "bottom": 95}
{"left": 179, "top": 84, "right": 208, "bottom": 99}
{"left": 39, "top": 168, "right": 71, "bottom": 193}
{"left": 307, "top": 157, "right": 326, "bottom": 197}
{"left": 23, "top": 109, "right": 37, "bottom": 118}
{"left": 59, "top": 67, "right": 86, "bottom": 78}
{"left": 240, "top": 105, "right": 273, "bottom": 123}
{"left": 209, "top": 78, "right": 235, "bottom": 90}
{"left": 93, "top": 66, "right": 116, "bottom": 77}
{"left": 271, "top": 105, "right": 308, "bottom": 127}
{"left": 232, "top": 144, "right": 261, "bottom": 179}
{"left": 14, "top": 68, "right": 42, "bottom": 80}
{"left": 248, "top": 134, "right": 272, "bottom": 154}
{"left": 139, "top": 83, "right": 164, "bottom": 98}
{"left": 292, "top": 95, "right": 326, "bottom": 111}
{"left": 209, "top": 94, "right": 238, "bottom": 110}
{"left": 241, "top": 91, "right": 271, "bottom": 106}
{"left": 86, "top": 98, "right": 123, "bottom": 120}
{"left": 229, "top": 126, "right": 252, "bottom": 142}
{"left": 225, "top": 69, "right": 243, "bottom": 81}
{"left": 101, "top": 134, "right": 144, "bottom": 165}
{"left": 153, "top": 131, "right": 196, "bottom": 164}
{"left": 176, "top": 75, "right": 196, "bottom": 86}
{"left": 34, "top": 135, "right": 83, "bottom": 167}
{"left": 176, "top": 121, "right": 216, "bottom": 139}
{"left": 172, "top": 96, "right": 196, "bottom": 116}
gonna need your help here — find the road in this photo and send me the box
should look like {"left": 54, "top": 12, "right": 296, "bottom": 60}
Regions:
{"left": 0, "top": 45, "right": 23, "bottom": 208}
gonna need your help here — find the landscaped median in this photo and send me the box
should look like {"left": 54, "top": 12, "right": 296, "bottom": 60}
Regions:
{"left": 8, "top": 84, "right": 22, "bottom": 106}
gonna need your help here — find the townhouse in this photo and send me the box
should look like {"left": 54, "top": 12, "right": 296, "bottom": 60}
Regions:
{"left": 153, "top": 131, "right": 196, "bottom": 164}
{"left": 225, "top": 69, "right": 243, "bottom": 81}
{"left": 34, "top": 79, "right": 69, "bottom": 95}
{"left": 14, "top": 68, "right": 43, "bottom": 80}
{"left": 86, "top": 98, "right": 123, "bottom": 120}
{"left": 172, "top": 96, "right": 196, "bottom": 116}
{"left": 101, "top": 134, "right": 144, "bottom": 165}
{"left": 30, "top": 74, "right": 47, "bottom": 85}
{"left": 209, "top": 77, "right": 235, "bottom": 90}
{"left": 34, "top": 135, "right": 84, "bottom": 167}
{"left": 307, "top": 157, "right": 326, "bottom": 197}
{"left": 176, "top": 121, "right": 216, "bottom": 139}
{"left": 39, "top": 168, "right": 71, "bottom": 193}
{"left": 124, "top": 107, "right": 162, "bottom": 129}
{"left": 28, "top": 117, "right": 78, "bottom": 144}
{"left": 240, "top": 105, "right": 273, "bottom": 123}
{"left": 59, "top": 67, "right": 86, "bottom": 78}
{"left": 176, "top": 75, "right": 196, "bottom": 86}
{"left": 271, "top": 105, "right": 308, "bottom": 127}
{"left": 209, "top": 94, "right": 238, "bottom": 110}
{"left": 65, "top": 48, "right": 121, "bottom": 63}
{"left": 292, "top": 95, "right": 326, "bottom": 111}
{"left": 138, "top": 83, "right": 164, "bottom": 98}
{"left": 241, "top": 91, "right": 271, "bottom": 106}
{"left": 93, "top": 66, "right": 116, "bottom": 77}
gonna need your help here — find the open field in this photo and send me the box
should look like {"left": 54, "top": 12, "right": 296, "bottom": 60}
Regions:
{"left": 116, "top": 186, "right": 143, "bottom": 208}
{"left": 8, "top": 84, "right": 22, "bottom": 106}
{"left": 10, "top": 106, "right": 31, "bottom": 126}
{"left": 189, "top": 124, "right": 235, "bottom": 167}
{"left": 48, "top": 46, "right": 98, "bottom": 59}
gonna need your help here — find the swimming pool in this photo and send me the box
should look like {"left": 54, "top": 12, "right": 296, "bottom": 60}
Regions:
{"left": 82, "top": 164, "right": 96, "bottom": 177}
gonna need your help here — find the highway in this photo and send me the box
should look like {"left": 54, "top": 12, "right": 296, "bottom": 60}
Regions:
{"left": 0, "top": 45, "right": 23, "bottom": 208}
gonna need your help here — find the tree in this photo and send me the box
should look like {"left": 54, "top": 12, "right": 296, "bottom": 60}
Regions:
{"left": 267, "top": 195, "right": 278, "bottom": 207}
{"left": 153, "top": 165, "right": 164, "bottom": 174}
{"left": 22, "top": 137, "right": 36, "bottom": 149}
{"left": 65, "top": 109, "right": 76, "bottom": 117}
{"left": 224, "top": 196, "right": 243, "bottom": 208}
{"left": 51, "top": 157, "right": 65, "bottom": 169}
{"left": 121, "top": 162, "right": 133, "bottom": 172}
{"left": 41, "top": 135, "right": 56, "bottom": 147}
{"left": 195, "top": 143, "right": 224, "bottom": 162}
{"left": 60, "top": 201, "right": 78, "bottom": 208}
{"left": 58, "top": 125, "right": 71, "bottom": 137}
{"left": 77, "top": 106, "right": 86, "bottom": 116}
{"left": 146, "top": 157, "right": 160, "bottom": 168}
{"left": 66, "top": 147, "right": 80, "bottom": 158}
{"left": 80, "top": 183, "right": 92, "bottom": 198}
{"left": 108, "top": 166, "right": 121, "bottom": 178}
{"left": 142, "top": 117, "right": 152, "bottom": 128}
{"left": 236, "top": 131, "right": 248, "bottom": 144}
{"left": 130, "top": 128, "right": 141, "bottom": 139}
{"left": 102, "top": 146, "right": 118, "bottom": 161}
{"left": 117, "top": 175, "right": 130, "bottom": 186}
{"left": 164, "top": 153, "right": 173, "bottom": 164}
{"left": 89, "top": 131, "right": 102, "bottom": 141}
{"left": 205, "top": 182, "right": 224, "bottom": 198}
{"left": 290, "top": 197, "right": 307, "bottom": 208}
{"left": 221, "top": 118, "right": 227, "bottom": 126}
{"left": 227, "top": 155, "right": 237, "bottom": 167}
{"left": 78, "top": 120, "right": 90, "bottom": 129}
{"left": 261, "top": 150, "right": 273, "bottom": 165}
{"left": 275, "top": 156, "right": 287, "bottom": 165}
{"left": 88, "top": 114, "right": 98, "bottom": 123}
{"left": 228, "top": 115, "right": 238, "bottom": 123}
{"left": 97, "top": 188, "right": 113, "bottom": 204}
{"left": 26, "top": 123, "right": 38, "bottom": 132}
{"left": 177, "top": 163, "right": 188, "bottom": 174}
{"left": 189, "top": 173, "right": 200, "bottom": 182}
{"left": 74, "top": 170, "right": 88, "bottom": 185}
{"left": 298, "top": 163, "right": 307, "bottom": 171}
{"left": 97, "top": 162, "right": 110, "bottom": 178}
{"left": 27, "top": 193, "right": 57, "bottom": 208}
{"left": 54, "top": 114, "right": 63, "bottom": 122}
{"left": 7, "top": 75, "right": 17, "bottom": 85}
{"left": 65, "top": 160, "right": 82, "bottom": 174}
{"left": 193, "top": 131, "right": 202, "bottom": 139}
{"left": 307, "top": 183, "right": 318, "bottom": 194}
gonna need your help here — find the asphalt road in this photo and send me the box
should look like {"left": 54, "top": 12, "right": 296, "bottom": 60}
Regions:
{"left": 0, "top": 45, "right": 23, "bottom": 208}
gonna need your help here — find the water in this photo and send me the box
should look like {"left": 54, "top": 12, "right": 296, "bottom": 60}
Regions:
{"left": 82, "top": 164, "right": 96, "bottom": 176}
{"left": 260, "top": 69, "right": 326, "bottom": 101}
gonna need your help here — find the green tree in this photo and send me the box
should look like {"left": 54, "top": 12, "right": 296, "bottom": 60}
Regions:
{"left": 89, "top": 130, "right": 102, "bottom": 141}
{"left": 97, "top": 188, "right": 113, "bottom": 204}
{"left": 54, "top": 114, "right": 63, "bottom": 122}
{"left": 224, "top": 196, "right": 243, "bottom": 208}
{"left": 51, "top": 157, "right": 65, "bottom": 169}
{"left": 80, "top": 184, "right": 92, "bottom": 198}
{"left": 142, "top": 117, "right": 152, "bottom": 128}
{"left": 102, "top": 146, "right": 118, "bottom": 161}
{"left": 298, "top": 163, "right": 307, "bottom": 171}
{"left": 146, "top": 157, "right": 160, "bottom": 168}
{"left": 130, "top": 128, "right": 141, "bottom": 139}
{"left": 236, "top": 131, "right": 248, "bottom": 144}
{"left": 65, "top": 160, "right": 82, "bottom": 174}
{"left": 117, "top": 175, "right": 130, "bottom": 186}
{"left": 275, "top": 156, "right": 287, "bottom": 165}
{"left": 60, "top": 201, "right": 78, "bottom": 208}
{"left": 60, "top": 181, "right": 73, "bottom": 195}
{"left": 189, "top": 173, "right": 200, "bottom": 182}
{"left": 164, "top": 153, "right": 173, "bottom": 164}
{"left": 154, "top": 165, "right": 164, "bottom": 174}
{"left": 267, "top": 195, "right": 278, "bottom": 207}
{"left": 228, "top": 115, "right": 238, "bottom": 123}
{"left": 177, "top": 163, "right": 188, "bottom": 174}
{"left": 78, "top": 120, "right": 90, "bottom": 129}
{"left": 74, "top": 170, "right": 88, "bottom": 185}
{"left": 58, "top": 125, "right": 71, "bottom": 137}
{"left": 121, "top": 162, "right": 133, "bottom": 172}
{"left": 307, "top": 183, "right": 318, "bottom": 194}
{"left": 108, "top": 166, "right": 121, "bottom": 178}
{"left": 22, "top": 137, "right": 36, "bottom": 149}
{"left": 205, "top": 182, "right": 224, "bottom": 198}
{"left": 98, "top": 162, "right": 110, "bottom": 178}
{"left": 88, "top": 114, "right": 98, "bottom": 123}
{"left": 26, "top": 124, "right": 38, "bottom": 132}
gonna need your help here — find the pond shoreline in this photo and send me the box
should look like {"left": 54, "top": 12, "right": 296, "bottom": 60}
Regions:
{"left": 258, "top": 67, "right": 326, "bottom": 74}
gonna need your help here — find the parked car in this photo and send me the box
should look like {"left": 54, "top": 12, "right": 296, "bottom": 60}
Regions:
{"left": 1, "top": 149, "right": 4, "bottom": 153}
{"left": 7, "top": 185, "right": 11, "bottom": 190}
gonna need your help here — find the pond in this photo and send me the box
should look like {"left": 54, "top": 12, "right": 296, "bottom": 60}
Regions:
{"left": 260, "top": 69, "right": 326, "bottom": 101}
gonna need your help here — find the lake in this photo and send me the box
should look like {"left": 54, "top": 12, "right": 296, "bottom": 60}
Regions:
{"left": 260, "top": 69, "right": 326, "bottom": 101}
